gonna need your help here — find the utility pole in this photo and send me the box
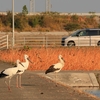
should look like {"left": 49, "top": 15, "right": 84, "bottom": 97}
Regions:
{"left": 45, "top": 0, "right": 50, "bottom": 13}
{"left": 30, "top": 0, "right": 35, "bottom": 14}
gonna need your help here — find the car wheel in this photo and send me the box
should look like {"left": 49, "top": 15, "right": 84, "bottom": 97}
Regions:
{"left": 97, "top": 41, "right": 100, "bottom": 46}
{"left": 67, "top": 41, "right": 75, "bottom": 47}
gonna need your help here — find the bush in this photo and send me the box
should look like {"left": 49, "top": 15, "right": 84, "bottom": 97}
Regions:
{"left": 64, "top": 23, "right": 80, "bottom": 31}
{"left": 2, "top": 11, "right": 12, "bottom": 27}
{"left": 15, "top": 15, "right": 28, "bottom": 30}
{"left": 71, "top": 15, "right": 79, "bottom": 22}
{"left": 28, "top": 17, "right": 39, "bottom": 27}
{"left": 0, "top": 12, "right": 99, "bottom": 32}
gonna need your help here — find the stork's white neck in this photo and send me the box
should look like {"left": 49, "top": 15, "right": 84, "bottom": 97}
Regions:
{"left": 59, "top": 57, "right": 65, "bottom": 65}
{"left": 25, "top": 58, "right": 29, "bottom": 64}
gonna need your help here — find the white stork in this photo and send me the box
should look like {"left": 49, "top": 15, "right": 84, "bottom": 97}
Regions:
{"left": 0, "top": 60, "right": 24, "bottom": 91}
{"left": 16, "top": 54, "right": 32, "bottom": 88}
{"left": 45, "top": 55, "right": 65, "bottom": 86}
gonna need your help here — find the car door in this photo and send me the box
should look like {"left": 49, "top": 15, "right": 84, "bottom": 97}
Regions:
{"left": 76, "top": 30, "right": 90, "bottom": 46}
{"left": 87, "top": 30, "right": 99, "bottom": 46}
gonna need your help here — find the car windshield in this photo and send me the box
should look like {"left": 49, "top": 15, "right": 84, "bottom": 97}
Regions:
{"left": 70, "top": 30, "right": 81, "bottom": 36}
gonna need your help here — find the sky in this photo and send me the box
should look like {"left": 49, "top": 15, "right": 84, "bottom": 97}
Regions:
{"left": 0, "top": 0, "right": 100, "bottom": 13}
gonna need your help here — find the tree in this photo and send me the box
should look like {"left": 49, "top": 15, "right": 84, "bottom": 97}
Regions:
{"left": 22, "top": 5, "right": 28, "bottom": 15}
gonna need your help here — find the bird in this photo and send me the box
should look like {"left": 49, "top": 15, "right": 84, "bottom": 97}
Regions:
{"left": 16, "top": 54, "right": 33, "bottom": 88}
{"left": 45, "top": 55, "right": 65, "bottom": 86}
{"left": 0, "top": 59, "right": 24, "bottom": 91}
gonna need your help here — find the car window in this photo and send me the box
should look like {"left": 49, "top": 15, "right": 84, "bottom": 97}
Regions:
{"left": 71, "top": 29, "right": 100, "bottom": 37}
{"left": 71, "top": 30, "right": 80, "bottom": 37}
{"left": 78, "top": 31, "right": 87, "bottom": 36}
{"left": 86, "top": 30, "right": 99, "bottom": 36}
{"left": 99, "top": 30, "right": 100, "bottom": 35}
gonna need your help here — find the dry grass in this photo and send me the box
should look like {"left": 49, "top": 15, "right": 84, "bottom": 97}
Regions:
{"left": 0, "top": 47, "right": 100, "bottom": 71}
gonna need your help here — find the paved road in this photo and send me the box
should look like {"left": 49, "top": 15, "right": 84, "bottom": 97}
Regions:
{"left": 0, "top": 61, "right": 99, "bottom": 100}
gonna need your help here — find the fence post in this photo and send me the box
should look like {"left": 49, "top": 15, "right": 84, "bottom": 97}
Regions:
{"left": 78, "top": 37, "right": 80, "bottom": 48}
{"left": 24, "top": 37, "right": 26, "bottom": 46}
{"left": 7, "top": 35, "right": 8, "bottom": 49}
{"left": 45, "top": 35, "right": 48, "bottom": 48}
{"left": 43, "top": 36, "right": 45, "bottom": 47}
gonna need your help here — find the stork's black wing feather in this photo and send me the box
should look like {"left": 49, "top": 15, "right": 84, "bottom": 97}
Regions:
{"left": 45, "top": 65, "right": 60, "bottom": 74}
{"left": 0, "top": 70, "right": 9, "bottom": 78}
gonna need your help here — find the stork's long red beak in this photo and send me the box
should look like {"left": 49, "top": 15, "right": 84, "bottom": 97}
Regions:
{"left": 27, "top": 58, "right": 33, "bottom": 63}
{"left": 19, "top": 62, "right": 24, "bottom": 67}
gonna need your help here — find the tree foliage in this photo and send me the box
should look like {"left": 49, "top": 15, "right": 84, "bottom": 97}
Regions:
{"left": 22, "top": 5, "right": 28, "bottom": 15}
